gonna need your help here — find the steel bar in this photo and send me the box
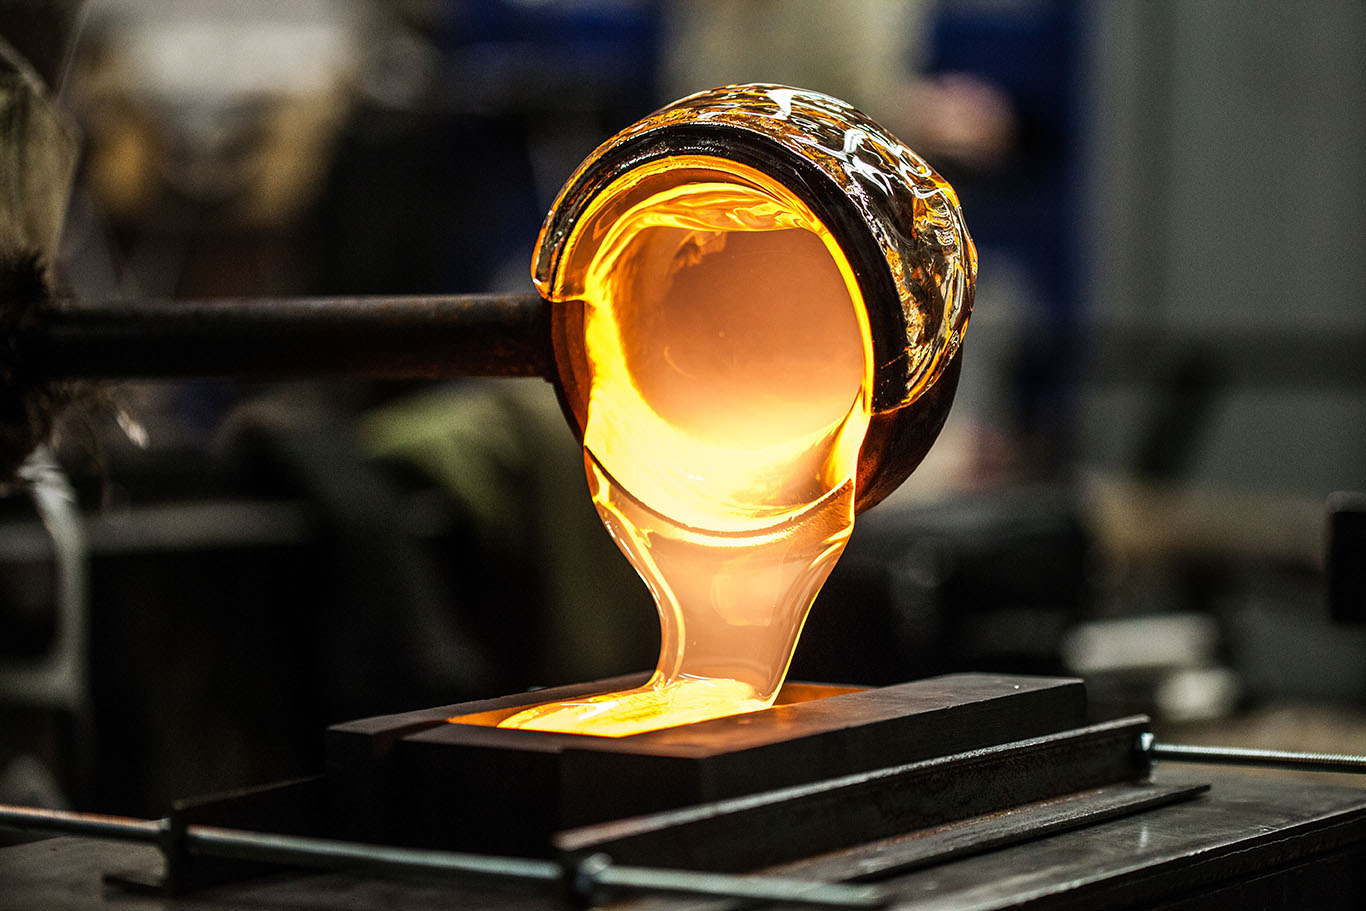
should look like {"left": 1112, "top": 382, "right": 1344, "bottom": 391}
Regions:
{"left": 189, "top": 825, "right": 561, "bottom": 885}
{"left": 0, "top": 804, "right": 162, "bottom": 843}
{"left": 16, "top": 292, "right": 553, "bottom": 381}
{"left": 0, "top": 802, "right": 883, "bottom": 908}
{"left": 1142, "top": 735, "right": 1366, "bottom": 774}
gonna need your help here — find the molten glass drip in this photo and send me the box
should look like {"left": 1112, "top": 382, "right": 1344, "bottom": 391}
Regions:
{"left": 500, "top": 157, "right": 872, "bottom": 736}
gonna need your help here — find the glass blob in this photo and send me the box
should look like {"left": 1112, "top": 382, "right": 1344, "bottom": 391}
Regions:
{"left": 499, "top": 157, "right": 872, "bottom": 736}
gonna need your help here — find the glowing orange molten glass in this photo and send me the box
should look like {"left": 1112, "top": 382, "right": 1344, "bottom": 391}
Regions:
{"left": 498, "top": 157, "right": 872, "bottom": 737}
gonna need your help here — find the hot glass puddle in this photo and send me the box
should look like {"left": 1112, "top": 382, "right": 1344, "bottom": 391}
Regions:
{"left": 499, "top": 156, "right": 873, "bottom": 737}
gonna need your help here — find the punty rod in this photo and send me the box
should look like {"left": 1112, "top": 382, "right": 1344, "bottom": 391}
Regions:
{"left": 8, "top": 292, "right": 555, "bottom": 382}
{"left": 0, "top": 802, "right": 888, "bottom": 909}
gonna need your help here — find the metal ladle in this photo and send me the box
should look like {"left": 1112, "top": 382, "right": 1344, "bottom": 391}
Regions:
{"left": 2, "top": 85, "right": 975, "bottom": 511}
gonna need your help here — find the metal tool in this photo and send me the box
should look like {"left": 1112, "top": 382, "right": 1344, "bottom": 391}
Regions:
{"left": 8, "top": 291, "right": 554, "bottom": 381}
{"left": 1, "top": 82, "right": 973, "bottom": 512}
{"left": 0, "top": 282, "right": 959, "bottom": 512}
{"left": 1140, "top": 734, "right": 1366, "bottom": 774}
{"left": 0, "top": 802, "right": 886, "bottom": 908}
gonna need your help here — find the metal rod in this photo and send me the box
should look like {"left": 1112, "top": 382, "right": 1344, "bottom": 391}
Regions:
{"left": 16, "top": 292, "right": 554, "bottom": 381}
{"left": 0, "top": 804, "right": 162, "bottom": 843}
{"left": 190, "top": 824, "right": 562, "bottom": 885}
{"left": 0, "top": 802, "right": 885, "bottom": 908}
{"left": 1141, "top": 734, "right": 1366, "bottom": 774}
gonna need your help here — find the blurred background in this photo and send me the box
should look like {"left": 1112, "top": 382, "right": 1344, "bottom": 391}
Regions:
{"left": 1, "top": 0, "right": 1363, "bottom": 820}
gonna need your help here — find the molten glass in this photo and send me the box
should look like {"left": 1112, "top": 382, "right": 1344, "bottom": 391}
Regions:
{"left": 494, "top": 84, "right": 974, "bottom": 738}
{"left": 499, "top": 158, "right": 871, "bottom": 736}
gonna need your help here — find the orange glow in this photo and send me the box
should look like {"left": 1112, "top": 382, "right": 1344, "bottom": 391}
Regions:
{"left": 499, "top": 157, "right": 872, "bottom": 737}
{"left": 451, "top": 682, "right": 864, "bottom": 731}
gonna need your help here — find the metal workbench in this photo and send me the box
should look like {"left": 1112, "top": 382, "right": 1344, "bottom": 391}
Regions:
{"left": 2, "top": 766, "right": 1363, "bottom": 910}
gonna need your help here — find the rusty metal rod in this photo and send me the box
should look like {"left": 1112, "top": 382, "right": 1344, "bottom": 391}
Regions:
{"left": 16, "top": 292, "right": 554, "bottom": 381}
{"left": 0, "top": 803, "right": 163, "bottom": 843}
